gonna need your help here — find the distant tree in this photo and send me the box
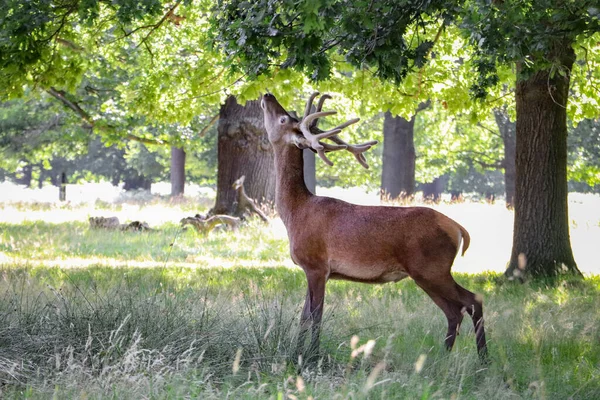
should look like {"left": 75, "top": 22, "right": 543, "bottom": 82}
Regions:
{"left": 212, "top": 96, "right": 276, "bottom": 215}
{"left": 493, "top": 108, "right": 516, "bottom": 208}
{"left": 381, "top": 102, "right": 429, "bottom": 200}
{"left": 170, "top": 147, "right": 186, "bottom": 196}
{"left": 303, "top": 149, "right": 317, "bottom": 194}
{"left": 0, "top": 96, "right": 89, "bottom": 185}
{"left": 381, "top": 112, "right": 417, "bottom": 200}
{"left": 446, "top": 166, "right": 505, "bottom": 201}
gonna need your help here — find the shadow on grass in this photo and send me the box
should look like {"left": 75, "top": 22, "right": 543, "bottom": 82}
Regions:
{"left": 1, "top": 265, "right": 599, "bottom": 398}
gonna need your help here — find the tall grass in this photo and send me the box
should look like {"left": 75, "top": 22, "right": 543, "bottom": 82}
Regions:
{"left": 0, "top": 193, "right": 599, "bottom": 398}
{"left": 1, "top": 264, "right": 599, "bottom": 399}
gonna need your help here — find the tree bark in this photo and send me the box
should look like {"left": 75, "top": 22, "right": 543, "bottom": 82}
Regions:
{"left": 493, "top": 108, "right": 516, "bottom": 208}
{"left": 303, "top": 149, "right": 316, "bottom": 194}
{"left": 506, "top": 43, "right": 580, "bottom": 279}
{"left": 381, "top": 111, "right": 416, "bottom": 200}
{"left": 170, "top": 146, "right": 186, "bottom": 197}
{"left": 212, "top": 96, "right": 276, "bottom": 215}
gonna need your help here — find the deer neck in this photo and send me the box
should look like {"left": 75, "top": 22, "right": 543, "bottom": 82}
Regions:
{"left": 273, "top": 144, "right": 313, "bottom": 223}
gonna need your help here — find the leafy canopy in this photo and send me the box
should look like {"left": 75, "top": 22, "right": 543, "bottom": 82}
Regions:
{"left": 459, "top": 0, "right": 600, "bottom": 98}
{"left": 212, "top": 0, "right": 452, "bottom": 83}
{"left": 212, "top": 0, "right": 599, "bottom": 107}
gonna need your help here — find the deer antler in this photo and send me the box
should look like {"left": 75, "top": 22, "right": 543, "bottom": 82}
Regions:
{"left": 298, "top": 92, "right": 377, "bottom": 169}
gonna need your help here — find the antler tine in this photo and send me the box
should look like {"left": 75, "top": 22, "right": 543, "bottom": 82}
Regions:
{"left": 304, "top": 92, "right": 320, "bottom": 118}
{"left": 299, "top": 93, "right": 376, "bottom": 167}
{"left": 314, "top": 141, "right": 350, "bottom": 166}
{"left": 329, "top": 117, "right": 360, "bottom": 132}
{"left": 308, "top": 93, "right": 333, "bottom": 129}
{"left": 320, "top": 141, "right": 347, "bottom": 151}
{"left": 292, "top": 136, "right": 347, "bottom": 166}
{"left": 299, "top": 111, "right": 340, "bottom": 152}
{"left": 316, "top": 94, "right": 331, "bottom": 112}
{"left": 328, "top": 136, "right": 379, "bottom": 169}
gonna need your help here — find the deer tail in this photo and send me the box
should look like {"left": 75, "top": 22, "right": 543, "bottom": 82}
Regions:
{"left": 457, "top": 223, "right": 470, "bottom": 256}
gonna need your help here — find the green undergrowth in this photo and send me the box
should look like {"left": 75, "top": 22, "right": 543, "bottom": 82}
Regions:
{"left": 0, "top": 265, "right": 598, "bottom": 399}
{"left": 0, "top": 217, "right": 599, "bottom": 398}
{"left": 0, "top": 220, "right": 288, "bottom": 264}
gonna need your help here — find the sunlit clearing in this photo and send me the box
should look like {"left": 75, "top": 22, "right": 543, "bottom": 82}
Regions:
{"left": 1, "top": 182, "right": 599, "bottom": 275}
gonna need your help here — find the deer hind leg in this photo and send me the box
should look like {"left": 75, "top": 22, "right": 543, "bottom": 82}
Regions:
{"left": 297, "top": 271, "right": 327, "bottom": 364}
{"left": 418, "top": 274, "right": 489, "bottom": 359}
{"left": 414, "top": 281, "right": 465, "bottom": 351}
{"left": 438, "top": 297, "right": 464, "bottom": 351}
{"left": 455, "top": 284, "right": 488, "bottom": 360}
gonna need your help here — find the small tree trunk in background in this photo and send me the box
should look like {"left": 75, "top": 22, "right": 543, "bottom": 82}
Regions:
{"left": 170, "top": 146, "right": 186, "bottom": 197}
{"left": 59, "top": 172, "right": 67, "bottom": 201}
{"left": 123, "top": 175, "right": 152, "bottom": 191}
{"left": 38, "top": 164, "right": 44, "bottom": 188}
{"left": 422, "top": 176, "right": 446, "bottom": 202}
{"left": 381, "top": 111, "right": 416, "bottom": 200}
{"left": 494, "top": 108, "right": 516, "bottom": 208}
{"left": 212, "top": 96, "right": 276, "bottom": 215}
{"left": 506, "top": 42, "right": 580, "bottom": 279}
{"left": 450, "top": 190, "right": 462, "bottom": 201}
{"left": 303, "top": 149, "right": 316, "bottom": 194}
{"left": 17, "top": 164, "right": 33, "bottom": 187}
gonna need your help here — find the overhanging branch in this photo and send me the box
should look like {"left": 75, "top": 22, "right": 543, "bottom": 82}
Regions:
{"left": 46, "top": 87, "right": 168, "bottom": 146}
{"left": 136, "top": 0, "right": 183, "bottom": 49}
{"left": 46, "top": 87, "right": 93, "bottom": 127}
{"left": 198, "top": 114, "right": 219, "bottom": 137}
{"left": 457, "top": 149, "right": 505, "bottom": 170}
{"left": 476, "top": 122, "right": 503, "bottom": 138}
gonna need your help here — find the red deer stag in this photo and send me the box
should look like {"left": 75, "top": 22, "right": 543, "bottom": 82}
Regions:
{"left": 261, "top": 92, "right": 488, "bottom": 362}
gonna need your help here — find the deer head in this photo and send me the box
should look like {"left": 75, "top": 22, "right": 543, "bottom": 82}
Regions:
{"left": 261, "top": 92, "right": 378, "bottom": 168}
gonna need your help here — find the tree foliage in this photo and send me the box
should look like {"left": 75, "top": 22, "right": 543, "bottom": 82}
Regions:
{"left": 212, "top": 1, "right": 600, "bottom": 118}
{"left": 569, "top": 118, "right": 600, "bottom": 187}
{"left": 1, "top": 0, "right": 231, "bottom": 149}
{"left": 459, "top": 0, "right": 600, "bottom": 100}
{"left": 0, "top": 96, "right": 89, "bottom": 171}
{"left": 212, "top": 0, "right": 453, "bottom": 82}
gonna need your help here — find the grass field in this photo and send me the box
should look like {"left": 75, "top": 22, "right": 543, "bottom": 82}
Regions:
{"left": 0, "top": 184, "right": 599, "bottom": 399}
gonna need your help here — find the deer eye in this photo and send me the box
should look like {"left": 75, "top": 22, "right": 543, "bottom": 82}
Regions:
{"left": 279, "top": 116, "right": 287, "bottom": 124}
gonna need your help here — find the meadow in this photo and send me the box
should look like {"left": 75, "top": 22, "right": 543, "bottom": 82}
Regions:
{"left": 0, "top": 183, "right": 599, "bottom": 399}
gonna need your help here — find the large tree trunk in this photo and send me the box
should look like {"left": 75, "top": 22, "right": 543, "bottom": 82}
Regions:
{"left": 170, "top": 146, "right": 186, "bottom": 197}
{"left": 493, "top": 108, "right": 516, "bottom": 208}
{"left": 381, "top": 111, "right": 416, "bottom": 200}
{"left": 506, "top": 43, "right": 580, "bottom": 279}
{"left": 212, "top": 96, "right": 276, "bottom": 215}
{"left": 303, "top": 149, "right": 316, "bottom": 194}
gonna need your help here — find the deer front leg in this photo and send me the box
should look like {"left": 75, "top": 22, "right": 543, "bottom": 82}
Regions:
{"left": 295, "top": 288, "right": 311, "bottom": 362}
{"left": 295, "top": 270, "right": 327, "bottom": 365}
{"left": 305, "top": 271, "right": 326, "bottom": 363}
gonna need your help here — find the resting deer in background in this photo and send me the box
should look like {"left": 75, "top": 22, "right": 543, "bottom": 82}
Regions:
{"left": 261, "top": 92, "right": 488, "bottom": 362}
